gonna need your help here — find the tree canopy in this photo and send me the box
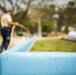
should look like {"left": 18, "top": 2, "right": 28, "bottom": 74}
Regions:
{"left": 0, "top": 0, "right": 76, "bottom": 35}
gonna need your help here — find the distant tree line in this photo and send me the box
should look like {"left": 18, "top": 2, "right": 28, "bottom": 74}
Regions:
{"left": 0, "top": 0, "right": 76, "bottom": 35}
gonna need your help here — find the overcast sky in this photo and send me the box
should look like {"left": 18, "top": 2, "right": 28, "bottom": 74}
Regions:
{"left": 57, "top": 0, "right": 73, "bottom": 4}
{"left": 0, "top": 0, "right": 73, "bottom": 6}
{"left": 53, "top": 0, "right": 73, "bottom": 5}
{"left": 0, "top": 0, "right": 74, "bottom": 14}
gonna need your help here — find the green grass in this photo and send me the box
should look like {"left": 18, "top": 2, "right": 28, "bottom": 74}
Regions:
{"left": 30, "top": 39, "right": 76, "bottom": 52}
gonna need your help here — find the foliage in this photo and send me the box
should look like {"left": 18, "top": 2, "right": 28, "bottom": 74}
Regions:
{"left": 41, "top": 19, "right": 54, "bottom": 32}
{"left": 22, "top": 21, "right": 38, "bottom": 34}
{"left": 0, "top": 0, "right": 76, "bottom": 34}
{"left": 57, "top": 1, "right": 76, "bottom": 33}
{"left": 15, "top": 20, "right": 38, "bottom": 34}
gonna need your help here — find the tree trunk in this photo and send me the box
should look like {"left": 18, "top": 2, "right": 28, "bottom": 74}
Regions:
{"left": 38, "top": 16, "right": 42, "bottom": 37}
{"left": 64, "top": 23, "right": 69, "bottom": 33}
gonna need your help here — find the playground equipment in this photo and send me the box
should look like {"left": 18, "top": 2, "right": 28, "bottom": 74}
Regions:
{"left": 0, "top": 36, "right": 76, "bottom": 75}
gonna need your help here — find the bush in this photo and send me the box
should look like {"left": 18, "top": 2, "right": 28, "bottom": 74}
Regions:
{"left": 41, "top": 19, "right": 54, "bottom": 32}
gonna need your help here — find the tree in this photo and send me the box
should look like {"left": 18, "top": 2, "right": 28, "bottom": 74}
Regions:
{"left": 0, "top": 0, "right": 55, "bottom": 35}
{"left": 29, "top": 0, "right": 54, "bottom": 36}
{"left": 42, "top": 19, "right": 54, "bottom": 32}
{"left": 0, "top": 0, "right": 35, "bottom": 23}
{"left": 57, "top": 1, "right": 76, "bottom": 33}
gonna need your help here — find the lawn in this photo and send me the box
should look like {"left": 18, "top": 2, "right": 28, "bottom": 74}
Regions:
{"left": 30, "top": 39, "right": 76, "bottom": 52}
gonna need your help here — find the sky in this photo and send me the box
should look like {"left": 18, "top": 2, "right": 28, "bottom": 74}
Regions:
{"left": 55, "top": 0, "right": 71, "bottom": 4}
{"left": 0, "top": 0, "right": 73, "bottom": 6}
{"left": 52, "top": 0, "right": 73, "bottom": 5}
{"left": 0, "top": 0, "right": 74, "bottom": 14}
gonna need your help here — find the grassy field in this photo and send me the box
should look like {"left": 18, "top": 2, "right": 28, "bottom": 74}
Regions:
{"left": 30, "top": 39, "right": 76, "bottom": 52}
